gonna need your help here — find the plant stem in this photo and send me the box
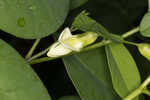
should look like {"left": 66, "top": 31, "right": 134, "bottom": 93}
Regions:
{"left": 25, "top": 39, "right": 41, "bottom": 59}
{"left": 29, "top": 27, "right": 79, "bottom": 62}
{"left": 123, "top": 41, "right": 139, "bottom": 46}
{"left": 122, "top": 26, "right": 139, "bottom": 38}
{"left": 148, "top": 0, "right": 150, "bottom": 12}
{"left": 27, "top": 46, "right": 50, "bottom": 61}
{"left": 28, "top": 26, "right": 139, "bottom": 64}
{"left": 28, "top": 34, "right": 102, "bottom": 62}
{"left": 29, "top": 56, "right": 58, "bottom": 64}
{"left": 123, "top": 75, "right": 150, "bottom": 100}
{"left": 123, "top": 88, "right": 141, "bottom": 100}
{"left": 29, "top": 40, "right": 110, "bottom": 64}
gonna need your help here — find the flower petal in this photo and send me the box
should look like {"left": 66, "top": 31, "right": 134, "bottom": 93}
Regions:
{"left": 61, "top": 37, "right": 83, "bottom": 51}
{"left": 47, "top": 42, "right": 72, "bottom": 57}
{"left": 58, "top": 27, "right": 72, "bottom": 41}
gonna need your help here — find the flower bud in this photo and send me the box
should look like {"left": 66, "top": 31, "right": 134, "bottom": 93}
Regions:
{"left": 60, "top": 32, "right": 98, "bottom": 51}
{"left": 78, "top": 32, "right": 98, "bottom": 47}
{"left": 47, "top": 28, "right": 73, "bottom": 57}
{"left": 138, "top": 43, "right": 150, "bottom": 61}
{"left": 47, "top": 27, "right": 98, "bottom": 57}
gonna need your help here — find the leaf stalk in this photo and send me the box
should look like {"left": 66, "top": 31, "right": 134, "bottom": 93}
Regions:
{"left": 28, "top": 27, "right": 139, "bottom": 64}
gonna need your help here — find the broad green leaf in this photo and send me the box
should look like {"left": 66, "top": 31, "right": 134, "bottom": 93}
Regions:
{"left": 0, "top": 39, "right": 51, "bottom": 100}
{"left": 105, "top": 43, "right": 141, "bottom": 98}
{"left": 70, "top": 0, "right": 88, "bottom": 10}
{"left": 0, "top": 0, "right": 69, "bottom": 39}
{"left": 57, "top": 96, "right": 80, "bottom": 100}
{"left": 72, "top": 11, "right": 124, "bottom": 43}
{"left": 140, "top": 12, "right": 150, "bottom": 37}
{"left": 63, "top": 48, "right": 120, "bottom": 100}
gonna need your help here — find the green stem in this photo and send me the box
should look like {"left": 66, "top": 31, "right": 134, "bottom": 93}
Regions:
{"left": 29, "top": 56, "right": 58, "bottom": 64}
{"left": 123, "top": 75, "right": 150, "bottom": 100}
{"left": 123, "top": 88, "right": 141, "bottom": 100}
{"left": 25, "top": 39, "right": 41, "bottom": 59}
{"left": 148, "top": 0, "right": 150, "bottom": 12}
{"left": 29, "top": 40, "right": 110, "bottom": 64}
{"left": 27, "top": 26, "right": 83, "bottom": 62}
{"left": 122, "top": 26, "right": 139, "bottom": 38}
{"left": 123, "top": 41, "right": 139, "bottom": 46}
{"left": 28, "top": 33, "right": 101, "bottom": 62}
{"left": 28, "top": 27, "right": 139, "bottom": 64}
{"left": 27, "top": 46, "right": 50, "bottom": 61}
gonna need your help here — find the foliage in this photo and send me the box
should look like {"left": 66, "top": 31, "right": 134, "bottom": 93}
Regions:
{"left": 0, "top": 0, "right": 69, "bottom": 39}
{"left": 1, "top": 0, "right": 150, "bottom": 100}
{"left": 0, "top": 40, "right": 51, "bottom": 100}
{"left": 140, "top": 12, "right": 150, "bottom": 37}
{"left": 105, "top": 43, "right": 141, "bottom": 99}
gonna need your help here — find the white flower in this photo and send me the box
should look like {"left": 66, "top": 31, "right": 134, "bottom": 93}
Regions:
{"left": 47, "top": 28, "right": 72, "bottom": 57}
{"left": 47, "top": 27, "right": 98, "bottom": 57}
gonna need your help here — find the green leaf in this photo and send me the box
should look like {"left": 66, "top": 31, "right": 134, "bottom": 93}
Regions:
{"left": 63, "top": 48, "right": 120, "bottom": 100}
{"left": 0, "top": 0, "right": 69, "bottom": 39}
{"left": 140, "top": 12, "right": 150, "bottom": 37}
{"left": 57, "top": 96, "right": 80, "bottom": 100}
{"left": 72, "top": 11, "right": 124, "bottom": 43}
{"left": 105, "top": 43, "right": 141, "bottom": 98}
{"left": 72, "top": 11, "right": 109, "bottom": 34}
{"left": 70, "top": 0, "right": 88, "bottom": 10}
{"left": 0, "top": 39, "right": 51, "bottom": 100}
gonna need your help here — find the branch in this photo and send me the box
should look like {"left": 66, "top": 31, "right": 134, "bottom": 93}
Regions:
{"left": 123, "top": 75, "right": 150, "bottom": 100}
{"left": 148, "top": 0, "right": 150, "bottom": 12}
{"left": 25, "top": 39, "right": 41, "bottom": 59}
{"left": 28, "top": 26, "right": 139, "bottom": 64}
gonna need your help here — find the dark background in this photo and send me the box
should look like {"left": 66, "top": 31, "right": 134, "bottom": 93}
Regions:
{"left": 1, "top": 0, "right": 150, "bottom": 99}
